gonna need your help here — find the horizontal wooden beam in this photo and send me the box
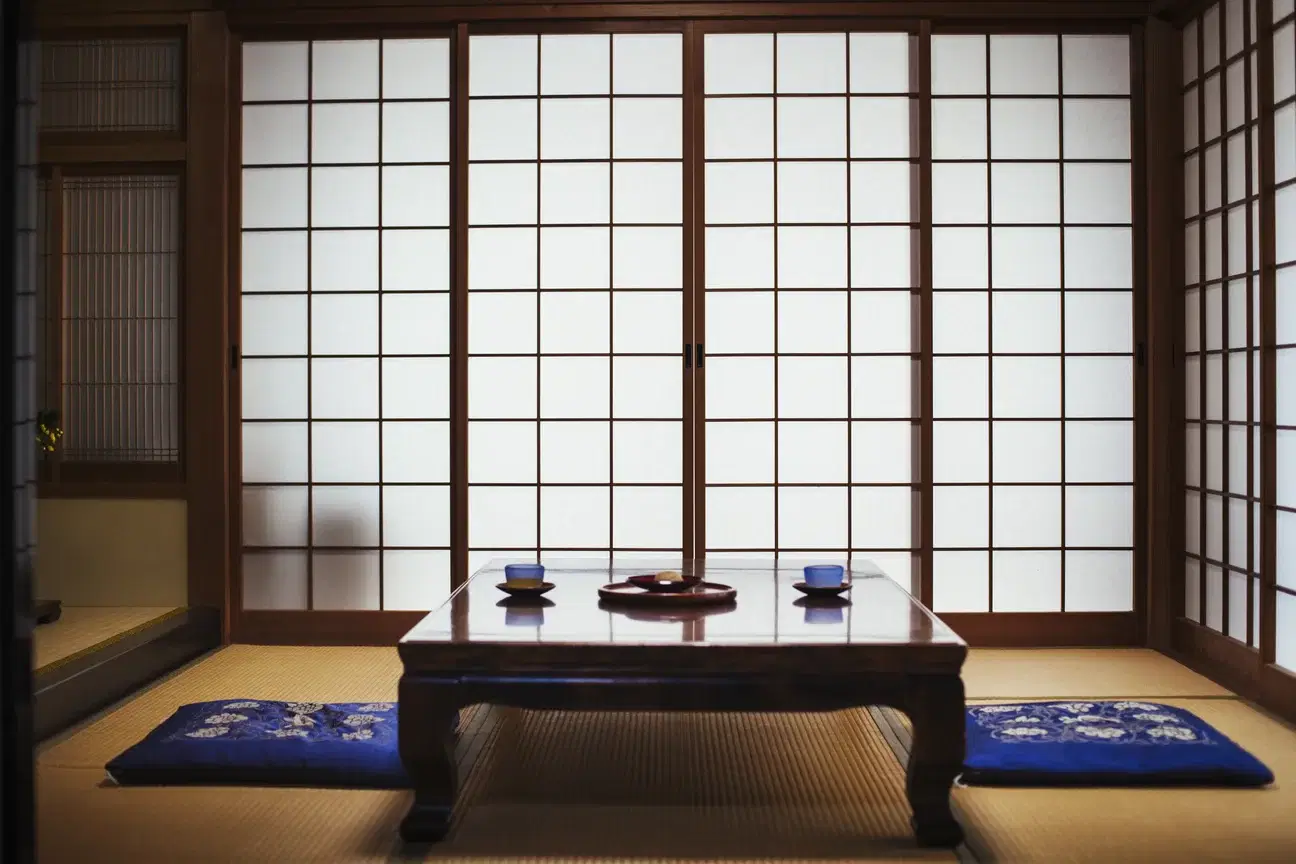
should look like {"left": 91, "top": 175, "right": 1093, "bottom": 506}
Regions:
{"left": 940, "top": 612, "right": 1140, "bottom": 648}
{"left": 1150, "top": 0, "right": 1211, "bottom": 25}
{"left": 39, "top": 140, "right": 187, "bottom": 165}
{"left": 224, "top": 0, "right": 1153, "bottom": 31}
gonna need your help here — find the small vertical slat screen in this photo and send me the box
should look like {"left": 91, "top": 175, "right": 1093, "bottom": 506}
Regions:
{"left": 40, "top": 39, "right": 183, "bottom": 133}
{"left": 1273, "top": 0, "right": 1296, "bottom": 671}
{"left": 36, "top": 179, "right": 51, "bottom": 447}
{"left": 465, "top": 33, "right": 687, "bottom": 575}
{"left": 45, "top": 175, "right": 182, "bottom": 464}
{"left": 928, "top": 35, "right": 1136, "bottom": 614}
{"left": 1182, "top": 1, "right": 1263, "bottom": 643}
{"left": 15, "top": 38, "right": 40, "bottom": 577}
{"left": 700, "top": 32, "right": 918, "bottom": 587}
{"left": 239, "top": 40, "right": 453, "bottom": 612}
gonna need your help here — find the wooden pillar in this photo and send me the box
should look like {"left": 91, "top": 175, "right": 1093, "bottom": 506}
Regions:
{"left": 185, "top": 11, "right": 232, "bottom": 633}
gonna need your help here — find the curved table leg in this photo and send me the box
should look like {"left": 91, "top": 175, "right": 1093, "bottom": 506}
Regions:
{"left": 904, "top": 674, "right": 966, "bottom": 848}
{"left": 398, "top": 675, "right": 462, "bottom": 843}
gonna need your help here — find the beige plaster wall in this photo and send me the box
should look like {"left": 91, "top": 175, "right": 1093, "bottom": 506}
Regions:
{"left": 35, "top": 499, "right": 187, "bottom": 607}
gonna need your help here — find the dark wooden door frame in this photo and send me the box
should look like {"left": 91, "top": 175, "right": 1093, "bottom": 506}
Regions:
{"left": 3, "top": 0, "right": 38, "bottom": 860}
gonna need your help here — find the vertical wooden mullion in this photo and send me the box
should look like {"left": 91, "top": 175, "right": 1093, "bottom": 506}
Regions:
{"left": 846, "top": 32, "right": 854, "bottom": 575}
{"left": 608, "top": 34, "right": 615, "bottom": 562}
{"left": 227, "top": 33, "right": 245, "bottom": 638}
{"left": 984, "top": 35, "right": 995, "bottom": 613}
{"left": 1219, "top": 0, "right": 1232, "bottom": 636}
{"left": 534, "top": 36, "right": 543, "bottom": 565}
{"left": 1058, "top": 34, "right": 1067, "bottom": 612}
{"left": 683, "top": 22, "right": 699, "bottom": 560}
{"left": 305, "top": 40, "right": 315, "bottom": 612}
{"left": 1256, "top": 0, "right": 1277, "bottom": 666}
{"left": 451, "top": 24, "right": 470, "bottom": 589}
{"left": 772, "top": 34, "right": 781, "bottom": 562}
{"left": 1197, "top": 16, "right": 1209, "bottom": 624}
{"left": 1131, "top": 22, "right": 1150, "bottom": 639}
{"left": 1243, "top": 0, "right": 1257, "bottom": 649}
{"left": 916, "top": 22, "right": 934, "bottom": 607}
{"left": 377, "top": 40, "right": 386, "bottom": 608}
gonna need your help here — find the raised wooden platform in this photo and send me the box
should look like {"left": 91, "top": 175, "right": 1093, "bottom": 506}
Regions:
{"left": 34, "top": 606, "right": 220, "bottom": 742}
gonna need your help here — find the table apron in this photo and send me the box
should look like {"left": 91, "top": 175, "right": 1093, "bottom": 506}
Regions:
{"left": 396, "top": 671, "right": 965, "bottom": 714}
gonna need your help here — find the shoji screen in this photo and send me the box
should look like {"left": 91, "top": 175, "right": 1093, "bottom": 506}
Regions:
{"left": 699, "top": 32, "right": 918, "bottom": 588}
{"left": 465, "top": 33, "right": 687, "bottom": 573}
{"left": 1274, "top": 0, "right": 1295, "bottom": 671}
{"left": 928, "top": 35, "right": 1136, "bottom": 614}
{"left": 238, "top": 39, "right": 453, "bottom": 611}
{"left": 1183, "top": 3, "right": 1263, "bottom": 644}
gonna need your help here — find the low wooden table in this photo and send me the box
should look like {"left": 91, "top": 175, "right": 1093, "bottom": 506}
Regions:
{"left": 397, "top": 558, "right": 967, "bottom": 847}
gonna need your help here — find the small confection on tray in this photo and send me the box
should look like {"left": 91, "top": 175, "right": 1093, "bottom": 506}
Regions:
{"left": 656, "top": 570, "right": 683, "bottom": 582}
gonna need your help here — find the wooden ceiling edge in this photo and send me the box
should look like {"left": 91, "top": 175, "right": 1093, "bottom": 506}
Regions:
{"left": 36, "top": 0, "right": 1160, "bottom": 32}
{"left": 1149, "top": 0, "right": 1211, "bottom": 25}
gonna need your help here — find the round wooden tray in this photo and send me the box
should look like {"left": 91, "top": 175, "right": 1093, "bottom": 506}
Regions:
{"left": 597, "top": 599, "right": 737, "bottom": 622}
{"left": 598, "top": 580, "right": 737, "bottom": 607}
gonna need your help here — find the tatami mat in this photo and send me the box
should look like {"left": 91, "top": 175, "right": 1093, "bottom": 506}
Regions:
{"left": 37, "top": 645, "right": 953, "bottom": 863}
{"left": 962, "top": 648, "right": 1231, "bottom": 699}
{"left": 34, "top": 606, "right": 181, "bottom": 672}
{"left": 37, "top": 644, "right": 1290, "bottom": 863}
{"left": 882, "top": 649, "right": 1293, "bottom": 864}
{"left": 41, "top": 645, "right": 402, "bottom": 768}
{"left": 947, "top": 700, "right": 1296, "bottom": 864}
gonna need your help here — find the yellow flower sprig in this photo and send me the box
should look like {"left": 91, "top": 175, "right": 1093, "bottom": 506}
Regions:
{"left": 37, "top": 410, "right": 63, "bottom": 454}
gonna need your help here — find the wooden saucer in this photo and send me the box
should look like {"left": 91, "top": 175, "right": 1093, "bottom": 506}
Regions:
{"left": 496, "top": 581, "right": 556, "bottom": 597}
{"left": 598, "top": 581, "right": 736, "bottom": 607}
{"left": 792, "top": 581, "right": 852, "bottom": 598}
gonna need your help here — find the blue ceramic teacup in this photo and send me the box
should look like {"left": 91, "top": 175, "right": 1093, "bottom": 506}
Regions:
{"left": 804, "top": 564, "right": 845, "bottom": 588}
{"left": 504, "top": 563, "right": 545, "bottom": 588}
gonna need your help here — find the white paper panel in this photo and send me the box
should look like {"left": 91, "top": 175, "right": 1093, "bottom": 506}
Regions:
{"left": 932, "top": 56, "right": 1135, "bottom": 613}
{"left": 382, "top": 550, "right": 452, "bottom": 611}
{"left": 1277, "top": 591, "right": 1296, "bottom": 675}
{"left": 240, "top": 38, "right": 452, "bottom": 610}
{"left": 243, "top": 486, "right": 309, "bottom": 548}
{"left": 932, "top": 551, "right": 990, "bottom": 612}
{"left": 700, "top": 29, "right": 916, "bottom": 557}
{"left": 1184, "top": 557, "right": 1201, "bottom": 622}
{"left": 242, "top": 552, "right": 309, "bottom": 610}
{"left": 464, "top": 34, "right": 685, "bottom": 561}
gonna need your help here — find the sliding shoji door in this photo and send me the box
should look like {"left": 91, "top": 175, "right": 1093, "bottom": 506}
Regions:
{"left": 465, "top": 32, "right": 688, "bottom": 573}
{"left": 698, "top": 31, "right": 919, "bottom": 588}
{"left": 237, "top": 38, "right": 454, "bottom": 614}
{"left": 1272, "top": 0, "right": 1295, "bottom": 672}
{"left": 1174, "top": 0, "right": 1296, "bottom": 709}
{"left": 928, "top": 34, "right": 1137, "bottom": 616}
{"left": 1183, "top": 3, "right": 1262, "bottom": 645}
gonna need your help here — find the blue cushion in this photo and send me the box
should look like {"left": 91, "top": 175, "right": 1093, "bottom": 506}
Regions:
{"left": 106, "top": 700, "right": 414, "bottom": 789}
{"left": 962, "top": 701, "right": 1274, "bottom": 787}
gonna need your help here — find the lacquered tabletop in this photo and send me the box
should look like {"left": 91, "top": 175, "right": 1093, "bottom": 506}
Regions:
{"left": 402, "top": 558, "right": 963, "bottom": 647}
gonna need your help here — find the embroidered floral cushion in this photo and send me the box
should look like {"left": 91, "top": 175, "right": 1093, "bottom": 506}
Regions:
{"left": 962, "top": 701, "right": 1274, "bottom": 787}
{"left": 106, "top": 700, "right": 410, "bottom": 789}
